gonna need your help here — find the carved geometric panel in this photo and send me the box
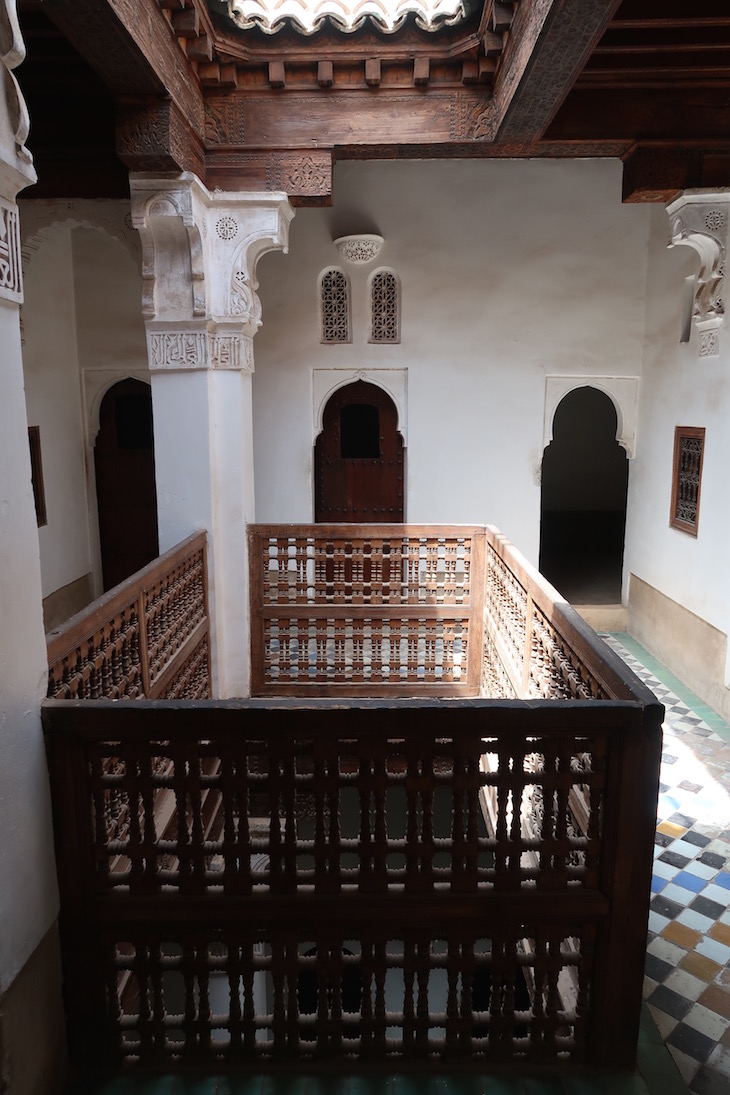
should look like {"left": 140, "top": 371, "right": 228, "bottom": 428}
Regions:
{"left": 320, "top": 268, "right": 351, "bottom": 343}
{"left": 670, "top": 426, "right": 705, "bottom": 537}
{"left": 369, "top": 270, "right": 400, "bottom": 343}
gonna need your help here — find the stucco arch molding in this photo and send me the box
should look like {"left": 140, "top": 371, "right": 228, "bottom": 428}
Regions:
{"left": 313, "top": 368, "right": 408, "bottom": 445}
{"left": 543, "top": 376, "right": 639, "bottom": 459}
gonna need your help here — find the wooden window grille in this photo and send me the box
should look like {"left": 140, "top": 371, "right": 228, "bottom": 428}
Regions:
{"left": 369, "top": 270, "right": 400, "bottom": 343}
{"left": 320, "top": 268, "right": 350, "bottom": 343}
{"left": 28, "top": 425, "right": 47, "bottom": 527}
{"left": 670, "top": 426, "right": 705, "bottom": 536}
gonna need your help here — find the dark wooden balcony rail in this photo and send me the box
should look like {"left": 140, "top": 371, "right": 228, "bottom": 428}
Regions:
{"left": 249, "top": 524, "right": 635, "bottom": 703}
{"left": 44, "top": 689, "right": 662, "bottom": 1072}
{"left": 46, "top": 532, "right": 211, "bottom": 701}
{"left": 43, "top": 523, "right": 663, "bottom": 1074}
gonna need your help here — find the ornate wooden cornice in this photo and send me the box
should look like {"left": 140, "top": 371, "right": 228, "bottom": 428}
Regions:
{"left": 19, "top": 0, "right": 730, "bottom": 203}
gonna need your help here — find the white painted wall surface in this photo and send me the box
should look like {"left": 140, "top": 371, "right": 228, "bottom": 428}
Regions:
{"left": 72, "top": 226, "right": 146, "bottom": 379}
{"left": 21, "top": 215, "right": 150, "bottom": 601}
{"left": 0, "top": 297, "right": 59, "bottom": 989}
{"left": 253, "top": 159, "right": 652, "bottom": 565}
{"left": 22, "top": 228, "right": 91, "bottom": 598}
{"left": 624, "top": 206, "right": 730, "bottom": 655}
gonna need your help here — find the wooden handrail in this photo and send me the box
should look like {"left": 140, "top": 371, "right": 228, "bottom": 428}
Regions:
{"left": 249, "top": 523, "right": 650, "bottom": 704}
{"left": 43, "top": 694, "right": 663, "bottom": 1071}
{"left": 483, "top": 525, "right": 648, "bottom": 702}
{"left": 46, "top": 531, "right": 211, "bottom": 701}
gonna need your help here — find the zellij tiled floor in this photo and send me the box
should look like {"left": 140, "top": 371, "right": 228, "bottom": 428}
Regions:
{"left": 68, "top": 635, "right": 730, "bottom": 1095}
{"left": 603, "top": 634, "right": 730, "bottom": 1095}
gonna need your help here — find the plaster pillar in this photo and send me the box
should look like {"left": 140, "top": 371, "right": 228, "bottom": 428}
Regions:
{"left": 130, "top": 174, "right": 293, "bottom": 697}
{"left": 0, "top": 4, "right": 66, "bottom": 1091}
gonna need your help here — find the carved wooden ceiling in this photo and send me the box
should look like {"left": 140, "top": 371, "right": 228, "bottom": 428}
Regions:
{"left": 17, "top": 0, "right": 730, "bottom": 204}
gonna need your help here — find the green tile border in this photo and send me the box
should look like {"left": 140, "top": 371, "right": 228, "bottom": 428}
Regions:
{"left": 607, "top": 632, "right": 730, "bottom": 744}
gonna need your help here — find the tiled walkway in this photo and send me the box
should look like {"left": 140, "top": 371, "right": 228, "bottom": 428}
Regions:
{"left": 604, "top": 634, "right": 730, "bottom": 1095}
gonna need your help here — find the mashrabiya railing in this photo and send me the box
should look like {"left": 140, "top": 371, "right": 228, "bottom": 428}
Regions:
{"left": 249, "top": 524, "right": 486, "bottom": 696}
{"left": 46, "top": 531, "right": 211, "bottom": 701}
{"left": 43, "top": 694, "right": 662, "bottom": 1072}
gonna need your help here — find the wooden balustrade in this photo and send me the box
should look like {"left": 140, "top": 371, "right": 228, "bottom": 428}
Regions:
{"left": 482, "top": 526, "right": 639, "bottom": 703}
{"left": 46, "top": 532, "right": 211, "bottom": 701}
{"left": 43, "top": 692, "right": 663, "bottom": 1072}
{"left": 43, "top": 523, "right": 663, "bottom": 1076}
{"left": 249, "top": 524, "right": 637, "bottom": 703}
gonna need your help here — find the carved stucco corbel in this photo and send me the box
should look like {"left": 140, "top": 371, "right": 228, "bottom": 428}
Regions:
{"left": 0, "top": 0, "right": 35, "bottom": 190}
{"left": 667, "top": 193, "right": 728, "bottom": 358}
{"left": 130, "top": 174, "right": 294, "bottom": 370}
{"left": 131, "top": 175, "right": 207, "bottom": 319}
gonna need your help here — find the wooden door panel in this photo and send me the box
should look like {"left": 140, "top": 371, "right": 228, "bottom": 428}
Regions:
{"left": 315, "top": 380, "right": 404, "bottom": 522}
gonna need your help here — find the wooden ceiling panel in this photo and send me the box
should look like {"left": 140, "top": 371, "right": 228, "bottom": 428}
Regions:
{"left": 15, "top": 0, "right": 730, "bottom": 202}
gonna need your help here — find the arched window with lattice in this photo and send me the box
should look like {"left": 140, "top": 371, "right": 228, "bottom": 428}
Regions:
{"left": 319, "top": 268, "right": 351, "bottom": 343}
{"left": 369, "top": 269, "right": 400, "bottom": 344}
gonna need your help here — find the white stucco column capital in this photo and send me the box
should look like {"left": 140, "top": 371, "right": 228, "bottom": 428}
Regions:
{"left": 130, "top": 172, "right": 294, "bottom": 337}
{"left": 666, "top": 190, "right": 729, "bottom": 358}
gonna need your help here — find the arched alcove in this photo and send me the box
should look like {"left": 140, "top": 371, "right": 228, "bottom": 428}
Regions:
{"left": 95, "top": 378, "right": 159, "bottom": 590}
{"left": 539, "top": 386, "right": 628, "bottom": 604}
{"left": 315, "top": 379, "right": 404, "bottom": 521}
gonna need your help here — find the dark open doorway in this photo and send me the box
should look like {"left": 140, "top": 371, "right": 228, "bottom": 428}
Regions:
{"left": 315, "top": 380, "right": 404, "bottom": 522}
{"left": 539, "top": 386, "right": 628, "bottom": 604}
{"left": 94, "top": 378, "right": 159, "bottom": 591}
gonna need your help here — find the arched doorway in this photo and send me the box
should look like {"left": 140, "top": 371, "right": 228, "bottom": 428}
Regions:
{"left": 315, "top": 380, "right": 404, "bottom": 521}
{"left": 94, "top": 378, "right": 159, "bottom": 591}
{"left": 539, "top": 386, "right": 628, "bottom": 604}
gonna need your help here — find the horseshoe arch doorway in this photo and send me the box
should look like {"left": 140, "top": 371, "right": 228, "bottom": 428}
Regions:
{"left": 315, "top": 380, "right": 404, "bottom": 522}
{"left": 539, "top": 386, "right": 628, "bottom": 603}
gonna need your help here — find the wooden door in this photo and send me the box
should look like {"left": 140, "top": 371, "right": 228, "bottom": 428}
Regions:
{"left": 95, "top": 378, "right": 159, "bottom": 590}
{"left": 315, "top": 380, "right": 404, "bottom": 521}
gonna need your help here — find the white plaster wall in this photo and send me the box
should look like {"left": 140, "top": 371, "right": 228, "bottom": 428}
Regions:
{"left": 624, "top": 207, "right": 730, "bottom": 654}
{"left": 0, "top": 298, "right": 59, "bottom": 989}
{"left": 72, "top": 227, "right": 147, "bottom": 380}
{"left": 21, "top": 220, "right": 150, "bottom": 602}
{"left": 253, "top": 159, "right": 651, "bottom": 564}
{"left": 22, "top": 228, "right": 91, "bottom": 599}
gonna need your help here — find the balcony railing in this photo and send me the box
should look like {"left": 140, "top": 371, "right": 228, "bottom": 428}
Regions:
{"left": 249, "top": 524, "right": 634, "bottom": 701}
{"left": 46, "top": 532, "right": 211, "bottom": 701}
{"left": 42, "top": 523, "right": 663, "bottom": 1076}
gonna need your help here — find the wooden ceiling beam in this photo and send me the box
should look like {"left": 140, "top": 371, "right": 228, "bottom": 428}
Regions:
{"left": 40, "top": 0, "right": 205, "bottom": 173}
{"left": 42, "top": 0, "right": 202, "bottom": 121}
{"left": 490, "top": 0, "right": 623, "bottom": 142}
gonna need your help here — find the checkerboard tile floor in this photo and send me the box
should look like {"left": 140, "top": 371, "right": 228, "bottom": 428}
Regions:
{"left": 603, "top": 635, "right": 730, "bottom": 1095}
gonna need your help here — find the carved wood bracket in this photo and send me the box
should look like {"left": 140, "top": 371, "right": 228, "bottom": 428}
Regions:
{"left": 667, "top": 192, "right": 728, "bottom": 359}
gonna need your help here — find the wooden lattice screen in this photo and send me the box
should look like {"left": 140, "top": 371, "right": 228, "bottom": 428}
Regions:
{"left": 249, "top": 525, "right": 485, "bottom": 696}
{"left": 249, "top": 524, "right": 636, "bottom": 703}
{"left": 43, "top": 696, "right": 662, "bottom": 1072}
{"left": 46, "top": 531, "right": 210, "bottom": 701}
